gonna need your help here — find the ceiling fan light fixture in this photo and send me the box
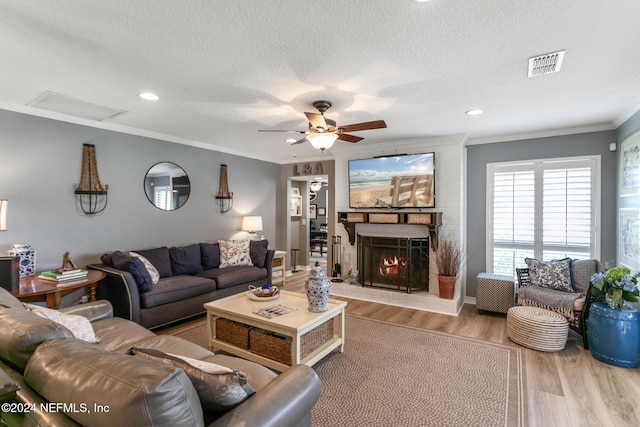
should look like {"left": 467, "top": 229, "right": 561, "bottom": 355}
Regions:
{"left": 307, "top": 133, "right": 338, "bottom": 151}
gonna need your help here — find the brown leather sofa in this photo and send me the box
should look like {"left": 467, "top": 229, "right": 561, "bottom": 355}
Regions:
{"left": 0, "top": 288, "right": 321, "bottom": 427}
{"left": 89, "top": 240, "right": 275, "bottom": 329}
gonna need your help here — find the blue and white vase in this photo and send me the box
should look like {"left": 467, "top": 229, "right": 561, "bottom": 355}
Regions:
{"left": 305, "top": 261, "right": 331, "bottom": 312}
{"left": 7, "top": 244, "right": 36, "bottom": 277}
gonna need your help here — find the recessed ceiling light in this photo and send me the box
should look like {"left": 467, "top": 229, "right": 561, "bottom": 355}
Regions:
{"left": 466, "top": 109, "right": 484, "bottom": 116}
{"left": 285, "top": 138, "right": 297, "bottom": 143}
{"left": 414, "top": 0, "right": 434, "bottom": 2}
{"left": 139, "top": 92, "right": 159, "bottom": 101}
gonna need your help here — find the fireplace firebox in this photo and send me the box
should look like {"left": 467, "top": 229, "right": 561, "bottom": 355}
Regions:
{"left": 357, "top": 235, "right": 429, "bottom": 293}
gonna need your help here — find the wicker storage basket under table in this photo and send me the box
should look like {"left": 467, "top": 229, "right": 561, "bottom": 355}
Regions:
{"left": 215, "top": 318, "right": 253, "bottom": 350}
{"left": 507, "top": 306, "right": 569, "bottom": 352}
{"left": 250, "top": 318, "right": 334, "bottom": 366}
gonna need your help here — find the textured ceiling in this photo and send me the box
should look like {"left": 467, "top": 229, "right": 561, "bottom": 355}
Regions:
{"left": 1, "top": 0, "right": 639, "bottom": 164}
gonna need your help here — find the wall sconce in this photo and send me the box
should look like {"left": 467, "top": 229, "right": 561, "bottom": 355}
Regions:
{"left": 215, "top": 164, "right": 233, "bottom": 213}
{"left": 0, "top": 200, "right": 7, "bottom": 231}
{"left": 241, "top": 215, "right": 263, "bottom": 240}
{"left": 75, "top": 143, "right": 108, "bottom": 215}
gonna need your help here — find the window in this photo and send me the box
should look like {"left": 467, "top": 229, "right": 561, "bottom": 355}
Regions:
{"left": 486, "top": 156, "right": 600, "bottom": 276}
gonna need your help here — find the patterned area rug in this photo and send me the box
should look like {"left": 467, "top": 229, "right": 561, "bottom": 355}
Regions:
{"left": 167, "top": 315, "right": 527, "bottom": 427}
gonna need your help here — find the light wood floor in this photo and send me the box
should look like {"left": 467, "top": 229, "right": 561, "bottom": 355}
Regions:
{"left": 284, "top": 257, "right": 640, "bottom": 427}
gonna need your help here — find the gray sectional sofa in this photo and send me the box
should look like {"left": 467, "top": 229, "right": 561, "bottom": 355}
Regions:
{"left": 88, "top": 240, "right": 274, "bottom": 329}
{"left": 0, "top": 288, "right": 321, "bottom": 427}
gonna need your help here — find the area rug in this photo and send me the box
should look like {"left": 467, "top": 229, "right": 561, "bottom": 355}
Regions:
{"left": 166, "top": 315, "right": 527, "bottom": 427}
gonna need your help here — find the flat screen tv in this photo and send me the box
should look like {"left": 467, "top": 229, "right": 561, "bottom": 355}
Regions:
{"left": 348, "top": 153, "right": 435, "bottom": 208}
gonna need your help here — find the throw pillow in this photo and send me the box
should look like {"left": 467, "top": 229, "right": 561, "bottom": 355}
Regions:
{"left": 218, "top": 240, "right": 253, "bottom": 268}
{"left": 524, "top": 257, "right": 575, "bottom": 293}
{"left": 134, "top": 247, "right": 173, "bottom": 278}
{"left": 111, "top": 251, "right": 153, "bottom": 293}
{"left": 129, "top": 251, "right": 160, "bottom": 284}
{"left": 169, "top": 244, "right": 204, "bottom": 275}
{"left": 129, "top": 347, "right": 255, "bottom": 412}
{"left": 25, "top": 304, "right": 100, "bottom": 343}
{"left": 200, "top": 243, "right": 221, "bottom": 270}
{"left": 250, "top": 240, "right": 268, "bottom": 267}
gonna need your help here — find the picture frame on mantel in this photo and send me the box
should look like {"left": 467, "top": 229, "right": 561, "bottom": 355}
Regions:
{"left": 309, "top": 204, "right": 317, "bottom": 219}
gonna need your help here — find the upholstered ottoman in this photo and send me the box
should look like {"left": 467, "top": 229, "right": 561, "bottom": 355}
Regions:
{"left": 507, "top": 306, "right": 569, "bottom": 352}
{"left": 476, "top": 273, "right": 515, "bottom": 314}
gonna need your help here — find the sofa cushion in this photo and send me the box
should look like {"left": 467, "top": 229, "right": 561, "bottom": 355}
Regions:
{"left": 218, "top": 240, "right": 253, "bottom": 268}
{"left": 25, "top": 304, "right": 100, "bottom": 343}
{"left": 24, "top": 339, "right": 204, "bottom": 427}
{"left": 519, "top": 284, "right": 583, "bottom": 312}
{"left": 92, "top": 317, "right": 157, "bottom": 353}
{"left": 130, "top": 347, "right": 255, "bottom": 413}
{"left": 250, "top": 240, "right": 269, "bottom": 267}
{"left": 197, "top": 266, "right": 267, "bottom": 290}
{"left": 133, "top": 334, "right": 215, "bottom": 360}
{"left": 110, "top": 251, "right": 153, "bottom": 292}
{"left": 572, "top": 259, "right": 602, "bottom": 293}
{"left": 135, "top": 246, "right": 173, "bottom": 278}
{"left": 130, "top": 251, "right": 161, "bottom": 284}
{"left": 0, "top": 307, "right": 74, "bottom": 371}
{"left": 205, "top": 354, "right": 278, "bottom": 392}
{"left": 140, "top": 275, "right": 216, "bottom": 309}
{"left": 200, "top": 243, "right": 221, "bottom": 270}
{"left": 0, "top": 287, "right": 25, "bottom": 309}
{"left": 170, "top": 244, "right": 204, "bottom": 275}
{"left": 525, "top": 257, "right": 575, "bottom": 293}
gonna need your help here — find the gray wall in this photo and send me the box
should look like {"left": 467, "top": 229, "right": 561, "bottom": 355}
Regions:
{"left": 465, "top": 130, "right": 618, "bottom": 297}
{"left": 0, "top": 109, "right": 280, "bottom": 277}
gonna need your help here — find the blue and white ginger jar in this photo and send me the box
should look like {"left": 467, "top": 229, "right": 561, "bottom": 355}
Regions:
{"left": 305, "top": 261, "right": 331, "bottom": 312}
{"left": 7, "top": 243, "right": 36, "bottom": 277}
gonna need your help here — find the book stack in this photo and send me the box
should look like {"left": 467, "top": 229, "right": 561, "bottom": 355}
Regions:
{"left": 38, "top": 268, "right": 89, "bottom": 286}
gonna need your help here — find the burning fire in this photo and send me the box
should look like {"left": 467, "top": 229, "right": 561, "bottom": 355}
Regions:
{"left": 378, "top": 256, "right": 408, "bottom": 276}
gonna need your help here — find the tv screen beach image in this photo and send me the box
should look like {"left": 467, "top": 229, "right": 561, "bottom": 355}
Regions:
{"left": 349, "top": 153, "right": 435, "bottom": 208}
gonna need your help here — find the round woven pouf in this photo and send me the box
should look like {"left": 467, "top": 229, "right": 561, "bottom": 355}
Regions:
{"left": 507, "top": 306, "right": 569, "bottom": 352}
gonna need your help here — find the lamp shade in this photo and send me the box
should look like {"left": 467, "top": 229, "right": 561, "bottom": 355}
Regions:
{"left": 0, "top": 200, "right": 7, "bottom": 231}
{"left": 242, "top": 215, "right": 263, "bottom": 233}
{"left": 307, "top": 133, "right": 338, "bottom": 151}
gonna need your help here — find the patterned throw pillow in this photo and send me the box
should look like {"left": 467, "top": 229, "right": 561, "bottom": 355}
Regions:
{"left": 218, "top": 240, "right": 253, "bottom": 268}
{"left": 524, "top": 258, "right": 575, "bottom": 293}
{"left": 129, "top": 251, "right": 160, "bottom": 284}
{"left": 130, "top": 347, "right": 255, "bottom": 412}
{"left": 25, "top": 304, "right": 100, "bottom": 343}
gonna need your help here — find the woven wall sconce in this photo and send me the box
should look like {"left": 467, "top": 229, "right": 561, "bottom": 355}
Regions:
{"left": 215, "top": 164, "right": 233, "bottom": 213}
{"left": 75, "top": 143, "right": 108, "bottom": 215}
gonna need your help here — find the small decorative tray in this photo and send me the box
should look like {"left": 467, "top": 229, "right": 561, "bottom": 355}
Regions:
{"left": 247, "top": 285, "right": 280, "bottom": 301}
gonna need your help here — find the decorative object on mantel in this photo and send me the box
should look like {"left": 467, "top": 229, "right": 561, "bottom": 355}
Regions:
{"left": 305, "top": 261, "right": 331, "bottom": 312}
{"left": 75, "top": 143, "right": 108, "bottom": 215}
{"left": 241, "top": 215, "right": 263, "bottom": 240}
{"left": 337, "top": 211, "right": 442, "bottom": 247}
{"left": 7, "top": 243, "right": 36, "bottom": 277}
{"left": 433, "top": 235, "right": 461, "bottom": 299}
{"left": 0, "top": 199, "right": 7, "bottom": 231}
{"left": 215, "top": 164, "right": 233, "bottom": 213}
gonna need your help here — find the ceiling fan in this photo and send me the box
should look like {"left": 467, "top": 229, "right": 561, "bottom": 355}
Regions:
{"left": 258, "top": 100, "right": 387, "bottom": 151}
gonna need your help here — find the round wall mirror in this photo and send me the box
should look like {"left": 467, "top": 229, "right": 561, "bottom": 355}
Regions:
{"left": 144, "top": 162, "right": 191, "bottom": 211}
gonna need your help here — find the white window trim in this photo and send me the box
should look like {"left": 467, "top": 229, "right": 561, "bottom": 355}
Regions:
{"left": 485, "top": 155, "right": 601, "bottom": 274}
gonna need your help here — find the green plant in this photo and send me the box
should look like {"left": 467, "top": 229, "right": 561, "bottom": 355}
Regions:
{"left": 590, "top": 266, "right": 640, "bottom": 309}
{"left": 434, "top": 235, "right": 462, "bottom": 278}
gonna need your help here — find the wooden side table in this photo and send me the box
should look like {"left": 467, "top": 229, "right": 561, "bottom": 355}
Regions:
{"left": 10, "top": 270, "right": 106, "bottom": 309}
{"left": 272, "top": 251, "right": 286, "bottom": 287}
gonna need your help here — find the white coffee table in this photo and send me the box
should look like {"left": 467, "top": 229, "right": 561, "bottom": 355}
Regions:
{"left": 205, "top": 290, "right": 347, "bottom": 372}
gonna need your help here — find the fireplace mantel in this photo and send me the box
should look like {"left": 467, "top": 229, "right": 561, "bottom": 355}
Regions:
{"left": 338, "top": 211, "right": 442, "bottom": 247}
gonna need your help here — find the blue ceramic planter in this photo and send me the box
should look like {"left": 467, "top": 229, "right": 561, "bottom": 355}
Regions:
{"left": 586, "top": 302, "right": 640, "bottom": 368}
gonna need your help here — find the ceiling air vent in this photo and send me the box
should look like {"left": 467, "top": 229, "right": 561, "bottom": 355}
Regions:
{"left": 527, "top": 50, "right": 565, "bottom": 78}
{"left": 28, "top": 91, "right": 127, "bottom": 121}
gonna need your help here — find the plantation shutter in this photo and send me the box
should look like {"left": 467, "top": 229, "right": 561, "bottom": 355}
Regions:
{"left": 487, "top": 157, "right": 599, "bottom": 276}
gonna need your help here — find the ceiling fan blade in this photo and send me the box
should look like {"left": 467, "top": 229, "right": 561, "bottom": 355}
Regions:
{"left": 339, "top": 120, "right": 387, "bottom": 132}
{"left": 258, "top": 129, "right": 307, "bottom": 134}
{"left": 338, "top": 133, "right": 364, "bottom": 143}
{"left": 305, "top": 112, "right": 327, "bottom": 130}
{"left": 291, "top": 137, "right": 309, "bottom": 145}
